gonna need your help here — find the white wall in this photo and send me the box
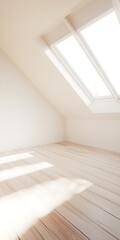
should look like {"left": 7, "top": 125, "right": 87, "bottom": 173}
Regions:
{"left": 0, "top": 51, "right": 65, "bottom": 152}
{"left": 66, "top": 118, "right": 120, "bottom": 153}
{"left": 1, "top": 49, "right": 120, "bottom": 154}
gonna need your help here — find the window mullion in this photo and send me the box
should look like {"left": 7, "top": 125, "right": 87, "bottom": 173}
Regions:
{"left": 64, "top": 16, "right": 119, "bottom": 101}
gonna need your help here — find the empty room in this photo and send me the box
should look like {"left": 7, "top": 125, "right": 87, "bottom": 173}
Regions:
{"left": 0, "top": 0, "right": 120, "bottom": 239}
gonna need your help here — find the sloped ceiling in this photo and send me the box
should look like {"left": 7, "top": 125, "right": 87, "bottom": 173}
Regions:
{"left": 0, "top": 0, "right": 120, "bottom": 119}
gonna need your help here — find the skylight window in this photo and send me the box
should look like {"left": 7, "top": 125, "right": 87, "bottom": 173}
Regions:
{"left": 81, "top": 11, "right": 120, "bottom": 95}
{"left": 44, "top": 0, "right": 120, "bottom": 113}
{"left": 56, "top": 35, "right": 111, "bottom": 98}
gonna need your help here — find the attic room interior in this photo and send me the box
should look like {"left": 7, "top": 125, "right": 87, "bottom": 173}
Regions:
{"left": 0, "top": 0, "right": 120, "bottom": 239}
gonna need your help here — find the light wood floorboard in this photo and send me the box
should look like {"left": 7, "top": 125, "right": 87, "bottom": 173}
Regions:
{"left": 0, "top": 142, "right": 120, "bottom": 240}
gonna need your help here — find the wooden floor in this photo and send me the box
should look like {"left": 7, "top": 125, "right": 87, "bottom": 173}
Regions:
{"left": 0, "top": 142, "right": 120, "bottom": 240}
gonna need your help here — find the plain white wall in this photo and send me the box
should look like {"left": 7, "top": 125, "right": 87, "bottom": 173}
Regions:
{"left": 66, "top": 118, "right": 120, "bottom": 153}
{"left": 0, "top": 51, "right": 65, "bottom": 152}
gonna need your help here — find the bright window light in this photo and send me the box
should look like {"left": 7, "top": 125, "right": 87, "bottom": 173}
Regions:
{"left": 56, "top": 35, "right": 111, "bottom": 98}
{"left": 81, "top": 11, "right": 120, "bottom": 95}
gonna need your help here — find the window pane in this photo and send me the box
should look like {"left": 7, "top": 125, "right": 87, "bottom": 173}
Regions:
{"left": 56, "top": 36, "right": 111, "bottom": 98}
{"left": 81, "top": 11, "right": 120, "bottom": 95}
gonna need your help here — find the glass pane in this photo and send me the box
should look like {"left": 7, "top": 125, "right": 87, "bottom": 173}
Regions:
{"left": 81, "top": 11, "right": 120, "bottom": 95}
{"left": 56, "top": 36, "right": 111, "bottom": 98}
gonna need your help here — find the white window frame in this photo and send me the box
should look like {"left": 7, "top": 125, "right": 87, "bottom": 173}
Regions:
{"left": 64, "top": 15, "right": 119, "bottom": 102}
{"left": 43, "top": 0, "right": 120, "bottom": 113}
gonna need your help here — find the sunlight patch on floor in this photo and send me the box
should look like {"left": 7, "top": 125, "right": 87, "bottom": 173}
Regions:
{"left": 0, "top": 161, "right": 53, "bottom": 181}
{"left": 0, "top": 178, "right": 92, "bottom": 239}
{"left": 0, "top": 152, "right": 33, "bottom": 164}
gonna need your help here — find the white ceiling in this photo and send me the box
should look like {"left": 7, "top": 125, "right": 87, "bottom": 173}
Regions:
{"left": 0, "top": 0, "right": 120, "bottom": 119}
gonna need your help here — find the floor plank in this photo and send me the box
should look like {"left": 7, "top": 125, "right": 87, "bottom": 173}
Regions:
{"left": 0, "top": 142, "right": 120, "bottom": 240}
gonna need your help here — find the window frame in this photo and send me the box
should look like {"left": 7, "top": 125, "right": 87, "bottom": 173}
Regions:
{"left": 43, "top": 0, "right": 120, "bottom": 113}
{"left": 53, "top": 35, "right": 113, "bottom": 102}
{"left": 53, "top": 10, "right": 120, "bottom": 103}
